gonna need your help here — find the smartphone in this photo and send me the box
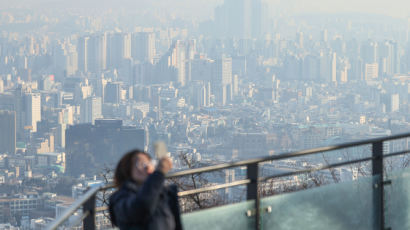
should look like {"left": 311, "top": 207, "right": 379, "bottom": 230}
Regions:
{"left": 154, "top": 141, "right": 168, "bottom": 159}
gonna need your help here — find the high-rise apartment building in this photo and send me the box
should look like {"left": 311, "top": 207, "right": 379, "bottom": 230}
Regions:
{"left": 214, "top": 0, "right": 263, "bottom": 38}
{"left": 107, "top": 33, "right": 131, "bottom": 69}
{"left": 104, "top": 82, "right": 121, "bottom": 104}
{"left": 0, "top": 110, "right": 16, "bottom": 154}
{"left": 365, "top": 63, "right": 379, "bottom": 80}
{"left": 379, "top": 40, "right": 399, "bottom": 76}
{"left": 132, "top": 32, "right": 156, "bottom": 64}
{"left": 77, "top": 36, "right": 89, "bottom": 72}
{"left": 87, "top": 34, "right": 107, "bottom": 73}
{"left": 213, "top": 56, "right": 233, "bottom": 105}
{"left": 80, "top": 97, "right": 102, "bottom": 124}
{"left": 25, "top": 93, "right": 41, "bottom": 132}
{"left": 361, "top": 41, "right": 378, "bottom": 64}
{"left": 331, "top": 53, "right": 337, "bottom": 83}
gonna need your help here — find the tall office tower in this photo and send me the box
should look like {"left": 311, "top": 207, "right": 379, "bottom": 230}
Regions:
{"left": 123, "top": 33, "right": 132, "bottom": 60}
{"left": 340, "top": 65, "right": 348, "bottom": 83}
{"left": 25, "top": 93, "right": 41, "bottom": 132}
{"left": 66, "top": 119, "right": 145, "bottom": 176}
{"left": 77, "top": 36, "right": 89, "bottom": 72}
{"left": 55, "top": 41, "right": 78, "bottom": 76}
{"left": 190, "top": 57, "right": 214, "bottom": 82}
{"left": 27, "top": 36, "right": 36, "bottom": 55}
{"left": 407, "top": 18, "right": 410, "bottom": 43}
{"left": 379, "top": 40, "right": 399, "bottom": 76}
{"left": 220, "top": 56, "right": 233, "bottom": 87}
{"left": 365, "top": 63, "right": 379, "bottom": 80}
{"left": 168, "top": 40, "right": 187, "bottom": 86}
{"left": 404, "top": 45, "right": 410, "bottom": 74}
{"left": 53, "top": 42, "right": 67, "bottom": 75}
{"left": 319, "top": 51, "right": 331, "bottom": 82}
{"left": 80, "top": 97, "right": 102, "bottom": 124}
{"left": 233, "top": 74, "right": 239, "bottom": 97}
{"left": 382, "top": 93, "right": 400, "bottom": 113}
{"left": 190, "top": 81, "right": 211, "bottom": 108}
{"left": 92, "top": 73, "right": 107, "bottom": 99}
{"left": 251, "top": 0, "right": 264, "bottom": 38}
{"left": 107, "top": 33, "right": 131, "bottom": 69}
{"left": 132, "top": 32, "right": 156, "bottom": 64}
{"left": 391, "top": 94, "right": 400, "bottom": 112}
{"left": 349, "top": 58, "right": 364, "bottom": 81}
{"left": 361, "top": 41, "right": 378, "bottom": 64}
{"left": 331, "top": 52, "right": 337, "bottom": 82}
{"left": 187, "top": 40, "right": 197, "bottom": 60}
{"left": 66, "top": 45, "right": 78, "bottom": 76}
{"left": 87, "top": 34, "right": 107, "bottom": 73}
{"left": 214, "top": 0, "right": 263, "bottom": 38}
{"left": 12, "top": 87, "right": 24, "bottom": 139}
{"left": 322, "top": 29, "right": 328, "bottom": 43}
{"left": 213, "top": 56, "right": 233, "bottom": 105}
{"left": 0, "top": 110, "right": 16, "bottom": 154}
{"left": 104, "top": 82, "right": 121, "bottom": 104}
{"left": 302, "top": 55, "right": 320, "bottom": 81}
{"left": 297, "top": 32, "right": 304, "bottom": 49}
{"left": 107, "top": 33, "right": 122, "bottom": 69}
{"left": 284, "top": 55, "right": 302, "bottom": 80}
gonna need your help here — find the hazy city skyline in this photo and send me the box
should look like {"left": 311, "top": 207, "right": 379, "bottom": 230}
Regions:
{"left": 0, "top": 0, "right": 409, "bottom": 229}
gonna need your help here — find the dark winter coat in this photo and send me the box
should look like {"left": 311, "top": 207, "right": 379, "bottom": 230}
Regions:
{"left": 109, "top": 171, "right": 183, "bottom": 230}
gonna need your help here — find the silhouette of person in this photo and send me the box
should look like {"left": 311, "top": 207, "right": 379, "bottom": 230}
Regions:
{"left": 109, "top": 150, "right": 182, "bottom": 230}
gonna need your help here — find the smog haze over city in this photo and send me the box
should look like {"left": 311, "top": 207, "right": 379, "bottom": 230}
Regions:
{"left": 0, "top": 0, "right": 410, "bottom": 229}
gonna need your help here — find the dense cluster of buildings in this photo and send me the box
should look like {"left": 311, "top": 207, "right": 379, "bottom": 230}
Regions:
{"left": 0, "top": 0, "right": 410, "bottom": 228}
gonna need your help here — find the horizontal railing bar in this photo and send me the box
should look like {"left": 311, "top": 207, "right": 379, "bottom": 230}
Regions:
{"left": 47, "top": 186, "right": 101, "bottom": 230}
{"left": 165, "top": 150, "right": 410, "bottom": 197}
{"left": 96, "top": 206, "right": 109, "bottom": 212}
{"left": 90, "top": 149, "right": 410, "bottom": 211}
{"left": 167, "top": 133, "right": 410, "bottom": 178}
{"left": 68, "top": 210, "right": 90, "bottom": 228}
{"left": 260, "top": 156, "right": 375, "bottom": 182}
{"left": 384, "top": 150, "right": 410, "bottom": 158}
{"left": 177, "top": 179, "right": 251, "bottom": 197}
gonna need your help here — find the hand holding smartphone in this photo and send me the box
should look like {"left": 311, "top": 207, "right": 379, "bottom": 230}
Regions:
{"left": 153, "top": 141, "right": 172, "bottom": 174}
{"left": 154, "top": 141, "right": 168, "bottom": 159}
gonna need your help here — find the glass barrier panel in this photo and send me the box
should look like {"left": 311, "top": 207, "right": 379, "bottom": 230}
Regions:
{"left": 385, "top": 167, "right": 410, "bottom": 230}
{"left": 260, "top": 176, "right": 379, "bottom": 230}
{"left": 182, "top": 200, "right": 255, "bottom": 230}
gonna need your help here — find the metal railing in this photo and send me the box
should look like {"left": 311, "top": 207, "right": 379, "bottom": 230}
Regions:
{"left": 47, "top": 132, "right": 410, "bottom": 230}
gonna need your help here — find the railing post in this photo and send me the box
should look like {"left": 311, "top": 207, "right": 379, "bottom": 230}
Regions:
{"left": 83, "top": 193, "right": 96, "bottom": 230}
{"left": 247, "top": 163, "right": 259, "bottom": 230}
{"left": 372, "top": 141, "right": 384, "bottom": 230}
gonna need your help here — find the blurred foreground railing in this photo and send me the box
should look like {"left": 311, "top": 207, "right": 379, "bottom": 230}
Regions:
{"left": 47, "top": 132, "right": 410, "bottom": 230}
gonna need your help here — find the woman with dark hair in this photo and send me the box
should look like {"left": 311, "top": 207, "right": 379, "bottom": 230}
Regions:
{"left": 109, "top": 149, "right": 182, "bottom": 230}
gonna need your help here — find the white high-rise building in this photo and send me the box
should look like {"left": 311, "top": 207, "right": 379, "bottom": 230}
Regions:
{"left": 169, "top": 41, "right": 186, "bottom": 86}
{"left": 331, "top": 52, "right": 337, "bottom": 82}
{"left": 77, "top": 36, "right": 89, "bottom": 72}
{"left": 87, "top": 34, "right": 107, "bottom": 73}
{"left": 391, "top": 94, "right": 400, "bottom": 112}
{"left": 80, "top": 97, "right": 102, "bottom": 124}
{"left": 132, "top": 32, "right": 156, "bottom": 64}
{"left": 107, "top": 33, "right": 132, "bottom": 69}
{"left": 25, "top": 93, "right": 41, "bottom": 132}
{"left": 365, "top": 63, "right": 379, "bottom": 80}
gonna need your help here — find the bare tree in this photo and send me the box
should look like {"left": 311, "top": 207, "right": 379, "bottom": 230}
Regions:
{"left": 168, "top": 152, "right": 225, "bottom": 212}
{"left": 97, "top": 165, "right": 115, "bottom": 228}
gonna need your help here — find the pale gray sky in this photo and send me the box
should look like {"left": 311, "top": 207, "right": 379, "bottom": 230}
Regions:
{"left": 0, "top": 0, "right": 408, "bottom": 19}
{"left": 267, "top": 0, "right": 409, "bottom": 18}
